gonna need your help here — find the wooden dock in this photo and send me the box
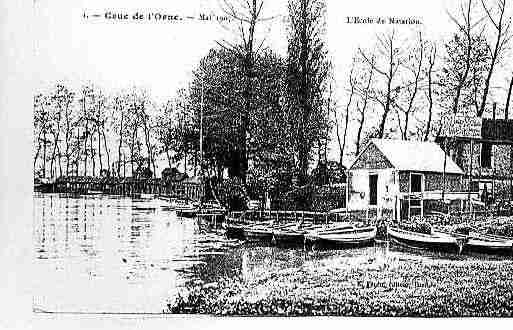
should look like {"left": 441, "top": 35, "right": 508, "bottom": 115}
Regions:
{"left": 36, "top": 176, "right": 204, "bottom": 201}
{"left": 226, "top": 209, "right": 353, "bottom": 225}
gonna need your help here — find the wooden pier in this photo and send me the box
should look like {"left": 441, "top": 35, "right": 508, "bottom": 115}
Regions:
{"left": 37, "top": 176, "right": 204, "bottom": 201}
{"left": 227, "top": 209, "right": 355, "bottom": 225}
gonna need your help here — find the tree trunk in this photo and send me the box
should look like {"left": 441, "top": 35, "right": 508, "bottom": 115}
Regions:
{"left": 102, "top": 129, "right": 110, "bottom": 176}
{"left": 117, "top": 113, "right": 124, "bottom": 177}
{"left": 97, "top": 125, "right": 103, "bottom": 173}
{"left": 83, "top": 103, "right": 89, "bottom": 176}
{"left": 356, "top": 110, "right": 366, "bottom": 156}
{"left": 505, "top": 74, "right": 513, "bottom": 120}
{"left": 90, "top": 129, "right": 95, "bottom": 177}
{"left": 165, "top": 147, "right": 172, "bottom": 169}
{"left": 424, "top": 48, "right": 436, "bottom": 141}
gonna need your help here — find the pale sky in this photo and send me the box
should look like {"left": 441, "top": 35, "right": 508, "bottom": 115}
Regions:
{"left": 35, "top": 0, "right": 511, "bottom": 169}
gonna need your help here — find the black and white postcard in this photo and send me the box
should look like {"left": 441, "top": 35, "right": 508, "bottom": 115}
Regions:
{"left": 3, "top": 0, "right": 513, "bottom": 328}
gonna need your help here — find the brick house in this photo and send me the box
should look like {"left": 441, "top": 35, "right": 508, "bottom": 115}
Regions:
{"left": 436, "top": 118, "right": 513, "bottom": 203}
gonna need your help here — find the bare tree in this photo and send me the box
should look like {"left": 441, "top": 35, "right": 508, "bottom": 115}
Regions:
{"left": 339, "top": 58, "right": 356, "bottom": 164}
{"left": 506, "top": 74, "right": 513, "bottom": 118}
{"left": 394, "top": 32, "right": 425, "bottom": 140}
{"left": 354, "top": 55, "right": 375, "bottom": 155}
{"left": 424, "top": 42, "right": 438, "bottom": 141}
{"left": 445, "top": 0, "right": 485, "bottom": 114}
{"left": 477, "top": 0, "right": 512, "bottom": 117}
{"left": 359, "top": 30, "right": 404, "bottom": 138}
{"left": 33, "top": 94, "right": 50, "bottom": 177}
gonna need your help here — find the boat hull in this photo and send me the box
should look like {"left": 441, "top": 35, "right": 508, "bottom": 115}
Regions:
{"left": 272, "top": 231, "right": 305, "bottom": 246}
{"left": 463, "top": 238, "right": 513, "bottom": 256}
{"left": 176, "top": 209, "right": 199, "bottom": 218}
{"left": 305, "top": 227, "right": 377, "bottom": 249}
{"left": 243, "top": 227, "right": 274, "bottom": 242}
{"left": 225, "top": 224, "right": 246, "bottom": 239}
{"left": 388, "top": 227, "right": 461, "bottom": 253}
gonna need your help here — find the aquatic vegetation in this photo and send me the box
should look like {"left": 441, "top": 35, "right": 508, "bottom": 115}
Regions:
{"left": 166, "top": 254, "right": 513, "bottom": 316}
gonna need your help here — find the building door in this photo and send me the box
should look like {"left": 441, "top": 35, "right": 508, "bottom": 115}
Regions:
{"left": 409, "top": 173, "right": 423, "bottom": 218}
{"left": 369, "top": 174, "right": 378, "bottom": 206}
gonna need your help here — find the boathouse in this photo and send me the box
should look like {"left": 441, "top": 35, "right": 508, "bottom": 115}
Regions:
{"left": 346, "top": 139, "right": 467, "bottom": 221}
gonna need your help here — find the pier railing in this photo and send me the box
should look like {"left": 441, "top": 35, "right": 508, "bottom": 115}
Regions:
{"left": 227, "top": 209, "right": 353, "bottom": 224}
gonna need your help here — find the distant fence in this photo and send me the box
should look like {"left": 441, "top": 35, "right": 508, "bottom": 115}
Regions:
{"left": 38, "top": 176, "right": 204, "bottom": 201}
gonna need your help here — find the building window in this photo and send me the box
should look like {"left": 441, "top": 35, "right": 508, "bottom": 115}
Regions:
{"left": 410, "top": 174, "right": 423, "bottom": 193}
{"left": 481, "top": 142, "right": 492, "bottom": 168}
{"left": 369, "top": 174, "right": 378, "bottom": 206}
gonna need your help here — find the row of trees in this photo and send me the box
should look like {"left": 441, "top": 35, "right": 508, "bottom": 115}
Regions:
{"left": 34, "top": 85, "right": 164, "bottom": 179}
{"left": 336, "top": 0, "right": 513, "bottom": 163}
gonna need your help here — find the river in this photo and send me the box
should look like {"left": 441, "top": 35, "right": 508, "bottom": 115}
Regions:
{"left": 33, "top": 193, "right": 510, "bottom": 314}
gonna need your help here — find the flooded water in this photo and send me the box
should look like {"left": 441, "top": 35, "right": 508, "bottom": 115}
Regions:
{"left": 33, "top": 193, "right": 509, "bottom": 314}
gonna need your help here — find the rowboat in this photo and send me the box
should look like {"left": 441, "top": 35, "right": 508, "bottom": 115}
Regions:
{"left": 305, "top": 224, "right": 377, "bottom": 247}
{"left": 463, "top": 232, "right": 513, "bottom": 255}
{"left": 158, "top": 196, "right": 199, "bottom": 216}
{"left": 387, "top": 227, "right": 464, "bottom": 253}
{"left": 243, "top": 224, "right": 274, "bottom": 242}
{"left": 225, "top": 221, "right": 247, "bottom": 239}
{"left": 272, "top": 224, "right": 324, "bottom": 245}
{"left": 243, "top": 222, "right": 296, "bottom": 243}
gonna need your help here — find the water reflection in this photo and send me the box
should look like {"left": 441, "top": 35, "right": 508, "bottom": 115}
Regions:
{"left": 34, "top": 193, "right": 249, "bottom": 312}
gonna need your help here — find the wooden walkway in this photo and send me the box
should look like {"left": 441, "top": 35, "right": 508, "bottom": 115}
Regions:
{"left": 40, "top": 176, "right": 204, "bottom": 201}
{"left": 227, "top": 209, "right": 352, "bottom": 224}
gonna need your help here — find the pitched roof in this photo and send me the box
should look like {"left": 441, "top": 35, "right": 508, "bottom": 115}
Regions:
{"left": 353, "top": 139, "right": 464, "bottom": 174}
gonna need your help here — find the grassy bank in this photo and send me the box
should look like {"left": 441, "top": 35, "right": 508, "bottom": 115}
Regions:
{"left": 166, "top": 249, "right": 513, "bottom": 316}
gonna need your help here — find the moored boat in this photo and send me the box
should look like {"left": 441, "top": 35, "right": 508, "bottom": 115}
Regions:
{"left": 158, "top": 196, "right": 199, "bottom": 217}
{"left": 463, "top": 232, "right": 513, "bottom": 255}
{"left": 272, "top": 224, "right": 324, "bottom": 246}
{"left": 387, "top": 226, "right": 464, "bottom": 253}
{"left": 243, "top": 222, "right": 296, "bottom": 243}
{"left": 225, "top": 221, "right": 247, "bottom": 239}
{"left": 305, "top": 224, "right": 377, "bottom": 247}
{"left": 243, "top": 224, "right": 274, "bottom": 242}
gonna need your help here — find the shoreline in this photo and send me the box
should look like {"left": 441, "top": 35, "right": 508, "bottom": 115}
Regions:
{"left": 167, "top": 248, "right": 513, "bottom": 316}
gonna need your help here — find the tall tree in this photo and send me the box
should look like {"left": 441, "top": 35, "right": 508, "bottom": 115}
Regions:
{"left": 424, "top": 42, "right": 438, "bottom": 141}
{"left": 340, "top": 59, "right": 357, "bottom": 164}
{"left": 286, "top": 0, "right": 330, "bottom": 184}
{"left": 359, "top": 30, "right": 405, "bottom": 138}
{"left": 443, "top": 0, "right": 487, "bottom": 115}
{"left": 477, "top": 0, "right": 512, "bottom": 117}
{"left": 33, "top": 94, "right": 50, "bottom": 177}
{"left": 394, "top": 32, "right": 425, "bottom": 140}
{"left": 217, "top": 0, "right": 274, "bottom": 182}
{"left": 354, "top": 54, "right": 375, "bottom": 156}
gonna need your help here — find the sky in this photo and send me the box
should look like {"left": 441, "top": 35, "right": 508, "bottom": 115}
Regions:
{"left": 34, "top": 0, "right": 512, "bottom": 170}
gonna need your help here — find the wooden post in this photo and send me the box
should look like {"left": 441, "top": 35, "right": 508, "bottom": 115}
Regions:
{"left": 468, "top": 139, "right": 473, "bottom": 213}
{"left": 492, "top": 103, "right": 497, "bottom": 204}
{"left": 442, "top": 138, "right": 448, "bottom": 201}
